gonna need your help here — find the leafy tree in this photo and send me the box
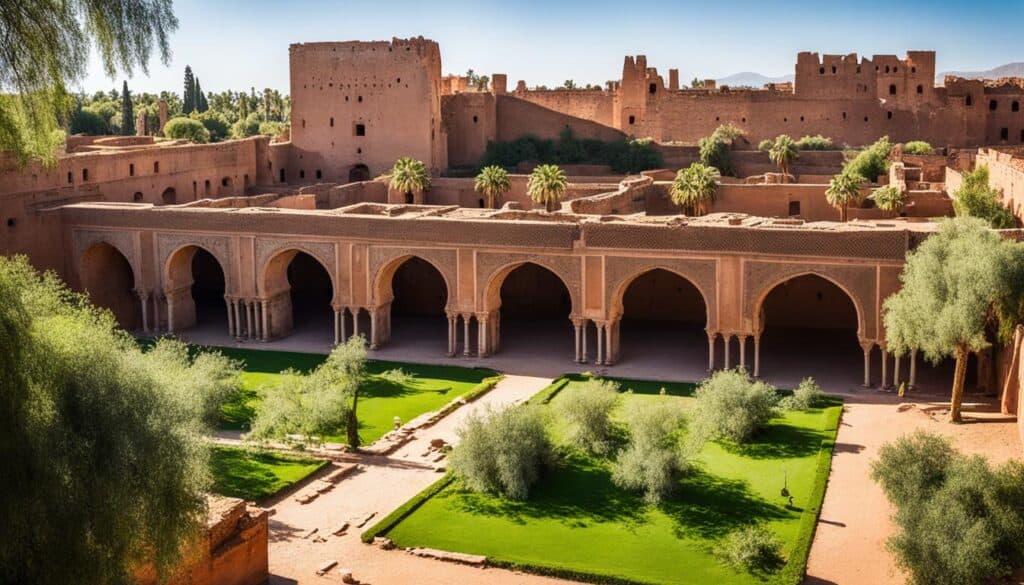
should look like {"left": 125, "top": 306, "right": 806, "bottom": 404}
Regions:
{"left": 953, "top": 166, "right": 1016, "bottom": 228}
{"left": 698, "top": 124, "right": 742, "bottom": 175}
{"left": 527, "top": 163, "right": 568, "bottom": 212}
{"left": 842, "top": 136, "right": 892, "bottom": 182}
{"left": 194, "top": 111, "right": 229, "bottom": 142}
{"left": 465, "top": 69, "right": 490, "bottom": 91}
{"left": 562, "top": 79, "right": 577, "bottom": 89}
{"left": 389, "top": 157, "right": 431, "bottom": 199}
{"left": 120, "top": 81, "right": 135, "bottom": 136}
{"left": 870, "top": 185, "right": 904, "bottom": 212}
{"left": 767, "top": 134, "right": 798, "bottom": 176}
{"left": 718, "top": 525, "right": 784, "bottom": 574}
{"left": 248, "top": 336, "right": 367, "bottom": 447}
{"left": 825, "top": 171, "right": 865, "bottom": 221}
{"left": 0, "top": 256, "right": 215, "bottom": 584}
{"left": 871, "top": 431, "right": 1024, "bottom": 585}
{"left": 690, "top": 77, "right": 704, "bottom": 89}
{"left": 757, "top": 139, "right": 773, "bottom": 152}
{"left": 480, "top": 131, "right": 661, "bottom": 174}
{"left": 0, "top": 0, "right": 177, "bottom": 163}
{"left": 555, "top": 378, "right": 621, "bottom": 455}
{"left": 449, "top": 404, "right": 553, "bottom": 500}
{"left": 163, "top": 117, "right": 210, "bottom": 143}
{"left": 474, "top": 165, "right": 512, "bottom": 208}
{"left": 883, "top": 218, "right": 1024, "bottom": 422}
{"left": 183, "top": 65, "right": 196, "bottom": 115}
{"left": 795, "top": 134, "right": 834, "bottom": 151}
{"left": 779, "top": 377, "right": 825, "bottom": 411}
{"left": 689, "top": 369, "right": 778, "bottom": 445}
{"left": 611, "top": 400, "right": 688, "bottom": 504}
{"left": 231, "top": 113, "right": 261, "bottom": 139}
{"left": 670, "top": 162, "right": 720, "bottom": 216}
{"left": 902, "top": 140, "right": 935, "bottom": 155}
{"left": 258, "top": 121, "right": 288, "bottom": 139}
{"left": 70, "top": 101, "right": 110, "bottom": 135}
{"left": 194, "top": 78, "right": 208, "bottom": 113}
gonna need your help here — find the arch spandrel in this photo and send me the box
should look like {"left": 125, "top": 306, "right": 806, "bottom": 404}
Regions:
{"left": 368, "top": 248, "right": 457, "bottom": 310}
{"left": 603, "top": 257, "right": 717, "bottom": 329}
{"left": 744, "top": 261, "right": 876, "bottom": 340}
{"left": 476, "top": 253, "right": 581, "bottom": 316}
{"left": 72, "top": 229, "right": 141, "bottom": 290}
{"left": 157, "top": 233, "right": 236, "bottom": 294}
{"left": 255, "top": 239, "right": 338, "bottom": 301}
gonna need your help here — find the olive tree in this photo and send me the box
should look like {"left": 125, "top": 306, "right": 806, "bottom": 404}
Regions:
{"left": 611, "top": 400, "right": 688, "bottom": 504}
{"left": 554, "top": 378, "right": 621, "bottom": 455}
{"left": 689, "top": 369, "right": 778, "bottom": 445}
{"left": 883, "top": 218, "right": 1024, "bottom": 422}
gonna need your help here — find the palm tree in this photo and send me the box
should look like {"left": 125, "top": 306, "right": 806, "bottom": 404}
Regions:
{"left": 527, "top": 164, "right": 568, "bottom": 212}
{"left": 670, "top": 162, "right": 721, "bottom": 216}
{"left": 825, "top": 172, "right": 865, "bottom": 221}
{"left": 474, "top": 165, "right": 511, "bottom": 209}
{"left": 389, "top": 157, "right": 431, "bottom": 203}
{"left": 768, "top": 134, "right": 798, "bottom": 178}
{"left": 870, "top": 185, "right": 905, "bottom": 214}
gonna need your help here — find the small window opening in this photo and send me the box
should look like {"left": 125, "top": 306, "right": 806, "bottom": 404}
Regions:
{"left": 1001, "top": 127, "right": 1009, "bottom": 140}
{"left": 316, "top": 169, "right": 322, "bottom": 180}
{"left": 966, "top": 95, "right": 973, "bottom": 106}
{"left": 67, "top": 171, "right": 73, "bottom": 184}
{"left": 478, "top": 198, "right": 485, "bottom": 208}
{"left": 82, "top": 169, "right": 89, "bottom": 181}
{"left": 889, "top": 84, "right": 897, "bottom": 95}
{"left": 330, "top": 117, "right": 334, "bottom": 127}
{"left": 357, "top": 147, "right": 362, "bottom": 154}
{"left": 299, "top": 170, "right": 305, "bottom": 179}
{"left": 842, "top": 111, "right": 847, "bottom": 120}
{"left": 990, "top": 100, "right": 998, "bottom": 111}
{"left": 221, "top": 177, "right": 229, "bottom": 187}
{"left": 279, "top": 168, "right": 286, "bottom": 182}
{"left": 358, "top": 95, "right": 363, "bottom": 102}
{"left": 628, "top": 115, "right": 635, "bottom": 125}
{"left": 818, "top": 67, "right": 825, "bottom": 75}
{"left": 916, "top": 84, "right": 923, "bottom": 94}
{"left": 153, "top": 161, "right": 159, "bottom": 173}
{"left": 788, "top": 201, "right": 801, "bottom": 216}
{"left": 355, "top": 123, "right": 366, "bottom": 136}
{"left": 7, "top": 218, "right": 16, "bottom": 228}
{"left": 404, "top": 192, "right": 413, "bottom": 204}
{"left": 831, "top": 65, "right": 837, "bottom": 74}
{"left": 129, "top": 163, "right": 135, "bottom": 176}
{"left": 648, "top": 83, "right": 656, "bottom": 94}
{"left": 887, "top": 111, "right": 893, "bottom": 119}
{"left": 911, "top": 66, "right": 917, "bottom": 73}
{"left": 133, "top": 192, "right": 143, "bottom": 202}
{"left": 1013, "top": 101, "right": 1020, "bottom": 112}
{"left": 864, "top": 116, "right": 869, "bottom": 122}
{"left": 472, "top": 115, "right": 478, "bottom": 123}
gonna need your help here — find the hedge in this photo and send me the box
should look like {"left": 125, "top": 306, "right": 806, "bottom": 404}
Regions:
{"left": 361, "top": 473, "right": 457, "bottom": 543}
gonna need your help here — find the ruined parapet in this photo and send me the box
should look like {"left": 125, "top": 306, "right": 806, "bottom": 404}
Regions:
{"left": 703, "top": 79, "right": 717, "bottom": 90}
{"left": 157, "top": 100, "right": 168, "bottom": 134}
{"left": 136, "top": 109, "right": 147, "bottom": 136}
{"left": 668, "top": 69, "right": 679, "bottom": 90}
{"left": 515, "top": 80, "right": 527, "bottom": 94}
{"left": 491, "top": 73, "right": 508, "bottom": 95}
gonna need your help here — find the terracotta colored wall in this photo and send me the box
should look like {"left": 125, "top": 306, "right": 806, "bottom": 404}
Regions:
{"left": 288, "top": 38, "right": 447, "bottom": 182}
{"left": 495, "top": 95, "right": 625, "bottom": 143}
{"left": 977, "top": 148, "right": 1024, "bottom": 221}
{"left": 443, "top": 92, "right": 496, "bottom": 167}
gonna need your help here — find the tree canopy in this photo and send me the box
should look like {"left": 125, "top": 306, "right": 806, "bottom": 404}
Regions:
{"left": 0, "top": 255, "right": 228, "bottom": 584}
{"left": 883, "top": 218, "right": 1024, "bottom": 421}
{"left": 474, "top": 165, "right": 512, "bottom": 209}
{"left": 0, "top": 0, "right": 178, "bottom": 163}
{"left": 953, "top": 165, "right": 1016, "bottom": 229}
{"left": 527, "top": 164, "right": 568, "bottom": 212}
{"left": 670, "top": 162, "right": 720, "bottom": 216}
{"left": 388, "top": 157, "right": 431, "bottom": 197}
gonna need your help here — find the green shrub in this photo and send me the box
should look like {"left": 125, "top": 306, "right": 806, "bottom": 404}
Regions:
{"left": 193, "top": 111, "right": 230, "bottom": 141}
{"left": 610, "top": 400, "right": 687, "bottom": 504}
{"left": 902, "top": 140, "right": 935, "bottom": 155}
{"left": 717, "top": 525, "right": 784, "bottom": 573}
{"left": 698, "top": 124, "right": 743, "bottom": 176}
{"left": 145, "top": 338, "right": 241, "bottom": 427}
{"left": 555, "top": 378, "right": 621, "bottom": 455}
{"left": 689, "top": 369, "right": 778, "bottom": 445}
{"left": 842, "top": 136, "right": 892, "bottom": 182}
{"left": 449, "top": 404, "right": 553, "bottom": 500}
{"left": 163, "top": 116, "right": 210, "bottom": 143}
{"left": 870, "top": 185, "right": 905, "bottom": 212}
{"left": 480, "top": 130, "right": 662, "bottom": 174}
{"left": 795, "top": 134, "right": 834, "bottom": 150}
{"left": 230, "top": 113, "right": 261, "bottom": 138}
{"left": 872, "top": 432, "right": 1024, "bottom": 585}
{"left": 953, "top": 165, "right": 1016, "bottom": 228}
{"left": 258, "top": 121, "right": 288, "bottom": 138}
{"left": 780, "top": 377, "right": 824, "bottom": 411}
{"left": 757, "top": 138, "right": 773, "bottom": 152}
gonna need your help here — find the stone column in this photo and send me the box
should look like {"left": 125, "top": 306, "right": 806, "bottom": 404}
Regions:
{"left": 723, "top": 334, "right": 732, "bottom": 369}
{"left": 581, "top": 319, "right": 588, "bottom": 363}
{"left": 224, "top": 297, "right": 234, "bottom": 337}
{"left": 462, "top": 313, "right": 472, "bottom": 357}
{"left": 707, "top": 331, "right": 717, "bottom": 372}
{"left": 604, "top": 320, "right": 620, "bottom": 366}
{"left": 333, "top": 308, "right": 341, "bottom": 345}
{"left": 369, "top": 307, "right": 379, "bottom": 350}
{"left": 261, "top": 300, "right": 269, "bottom": 341}
{"left": 860, "top": 341, "right": 874, "bottom": 387}
{"left": 246, "top": 301, "right": 254, "bottom": 341}
{"left": 909, "top": 349, "right": 918, "bottom": 389}
{"left": 881, "top": 347, "right": 890, "bottom": 389}
{"left": 352, "top": 308, "right": 361, "bottom": 339}
{"left": 339, "top": 307, "right": 348, "bottom": 344}
{"left": 595, "top": 322, "right": 605, "bottom": 365}
{"left": 167, "top": 296, "right": 175, "bottom": 333}
{"left": 232, "top": 300, "right": 242, "bottom": 340}
{"left": 753, "top": 335, "right": 761, "bottom": 378}
{"left": 253, "top": 302, "right": 262, "bottom": 340}
{"left": 572, "top": 318, "right": 583, "bottom": 363}
{"left": 477, "top": 312, "right": 491, "bottom": 358}
{"left": 738, "top": 335, "right": 748, "bottom": 371}
{"left": 446, "top": 312, "right": 457, "bottom": 357}
{"left": 136, "top": 291, "right": 150, "bottom": 333}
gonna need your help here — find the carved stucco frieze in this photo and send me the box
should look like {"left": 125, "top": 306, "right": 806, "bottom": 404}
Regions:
{"left": 156, "top": 232, "right": 236, "bottom": 291}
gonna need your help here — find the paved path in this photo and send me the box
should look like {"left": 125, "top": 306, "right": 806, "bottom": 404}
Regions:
{"left": 264, "top": 374, "right": 571, "bottom": 585}
{"left": 804, "top": 392, "right": 1021, "bottom": 585}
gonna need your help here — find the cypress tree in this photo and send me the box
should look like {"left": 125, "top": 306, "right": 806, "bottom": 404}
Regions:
{"left": 183, "top": 65, "right": 195, "bottom": 114}
{"left": 195, "top": 78, "right": 208, "bottom": 113}
{"left": 120, "top": 81, "right": 135, "bottom": 136}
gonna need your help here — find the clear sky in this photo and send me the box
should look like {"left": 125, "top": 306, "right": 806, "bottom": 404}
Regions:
{"left": 79, "top": 0, "right": 1024, "bottom": 94}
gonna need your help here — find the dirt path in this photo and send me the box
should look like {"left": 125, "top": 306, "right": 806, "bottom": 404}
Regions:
{"left": 265, "top": 374, "right": 571, "bottom": 585}
{"left": 804, "top": 392, "right": 1021, "bottom": 585}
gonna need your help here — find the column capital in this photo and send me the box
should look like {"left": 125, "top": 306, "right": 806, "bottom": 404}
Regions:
{"left": 571, "top": 316, "right": 588, "bottom": 327}
{"left": 859, "top": 338, "right": 876, "bottom": 353}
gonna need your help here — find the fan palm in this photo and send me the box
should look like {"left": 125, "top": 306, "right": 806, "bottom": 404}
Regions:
{"left": 670, "top": 162, "right": 721, "bottom": 216}
{"left": 474, "top": 165, "right": 511, "bottom": 209}
{"left": 870, "top": 185, "right": 904, "bottom": 213}
{"left": 388, "top": 157, "right": 431, "bottom": 202}
{"left": 527, "top": 164, "right": 568, "bottom": 212}
{"left": 768, "top": 134, "right": 798, "bottom": 177}
{"left": 825, "top": 171, "right": 865, "bottom": 221}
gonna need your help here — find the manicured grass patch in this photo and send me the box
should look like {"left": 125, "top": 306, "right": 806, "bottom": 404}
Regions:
{"left": 210, "top": 445, "right": 328, "bottom": 501}
{"left": 385, "top": 376, "right": 841, "bottom": 585}
{"left": 207, "top": 346, "right": 499, "bottom": 444}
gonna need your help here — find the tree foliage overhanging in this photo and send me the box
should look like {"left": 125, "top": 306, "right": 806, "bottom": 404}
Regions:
{"left": 953, "top": 165, "right": 1017, "bottom": 229}
{"left": 481, "top": 128, "right": 663, "bottom": 174}
{"left": 0, "top": 255, "right": 240, "bottom": 585}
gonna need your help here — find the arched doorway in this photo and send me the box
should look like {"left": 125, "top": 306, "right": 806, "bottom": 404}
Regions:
{"left": 758, "top": 274, "right": 860, "bottom": 385}
{"left": 385, "top": 257, "right": 448, "bottom": 353}
{"left": 164, "top": 245, "right": 227, "bottom": 334}
{"left": 80, "top": 242, "right": 139, "bottom": 330}
{"left": 261, "top": 250, "right": 333, "bottom": 343}
{"left": 348, "top": 164, "right": 370, "bottom": 182}
{"left": 492, "top": 262, "right": 573, "bottom": 359}
{"left": 161, "top": 187, "right": 176, "bottom": 204}
{"left": 616, "top": 269, "right": 707, "bottom": 376}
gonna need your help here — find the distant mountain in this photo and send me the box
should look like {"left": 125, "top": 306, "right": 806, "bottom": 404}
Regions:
{"left": 715, "top": 71, "right": 794, "bottom": 88}
{"left": 938, "top": 62, "right": 1024, "bottom": 81}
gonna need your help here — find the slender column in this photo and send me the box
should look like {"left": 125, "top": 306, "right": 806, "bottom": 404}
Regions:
{"left": 893, "top": 353, "right": 902, "bottom": 389}
{"left": 477, "top": 314, "right": 488, "bottom": 358}
{"left": 753, "top": 335, "right": 761, "bottom": 378}
{"left": 462, "top": 314, "right": 472, "bottom": 357}
{"left": 738, "top": 335, "right": 748, "bottom": 371}
{"left": 581, "top": 320, "right": 588, "bottom": 363}
{"left": 167, "top": 296, "right": 175, "bottom": 333}
{"left": 352, "top": 308, "right": 361, "bottom": 338}
{"left": 573, "top": 320, "right": 582, "bottom": 363}
{"left": 595, "top": 323, "right": 605, "bottom": 365}
{"left": 881, "top": 347, "right": 890, "bottom": 389}
{"left": 446, "top": 313, "right": 456, "bottom": 357}
{"left": 253, "top": 302, "right": 261, "bottom": 340}
{"left": 861, "top": 343, "right": 873, "bottom": 387}
{"left": 340, "top": 308, "right": 348, "bottom": 343}
{"left": 246, "top": 301, "right": 254, "bottom": 341}
{"left": 225, "top": 297, "right": 235, "bottom": 337}
{"left": 707, "top": 331, "right": 717, "bottom": 372}
{"left": 261, "top": 300, "right": 269, "bottom": 341}
{"left": 137, "top": 293, "right": 149, "bottom": 333}
{"left": 605, "top": 322, "right": 615, "bottom": 366}
{"left": 333, "top": 309, "right": 341, "bottom": 345}
{"left": 909, "top": 349, "right": 918, "bottom": 389}
{"left": 230, "top": 301, "right": 239, "bottom": 339}
{"left": 723, "top": 334, "right": 732, "bottom": 369}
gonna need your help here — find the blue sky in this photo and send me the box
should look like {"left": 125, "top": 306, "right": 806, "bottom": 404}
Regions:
{"left": 80, "top": 0, "right": 1024, "bottom": 94}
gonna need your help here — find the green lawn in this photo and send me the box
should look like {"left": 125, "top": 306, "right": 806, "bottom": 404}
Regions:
{"left": 383, "top": 375, "right": 842, "bottom": 585}
{"left": 209, "top": 347, "right": 498, "bottom": 445}
{"left": 210, "top": 445, "right": 328, "bottom": 501}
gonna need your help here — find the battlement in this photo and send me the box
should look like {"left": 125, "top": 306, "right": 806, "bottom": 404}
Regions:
{"left": 289, "top": 37, "right": 440, "bottom": 59}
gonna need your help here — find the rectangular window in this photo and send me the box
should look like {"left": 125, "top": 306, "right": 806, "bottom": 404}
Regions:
{"left": 788, "top": 201, "right": 801, "bottom": 216}
{"left": 1001, "top": 127, "right": 1009, "bottom": 140}
{"left": 129, "top": 163, "right": 135, "bottom": 177}
{"left": 355, "top": 123, "right": 366, "bottom": 136}
{"left": 153, "top": 161, "right": 160, "bottom": 173}
{"left": 628, "top": 115, "right": 635, "bottom": 125}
